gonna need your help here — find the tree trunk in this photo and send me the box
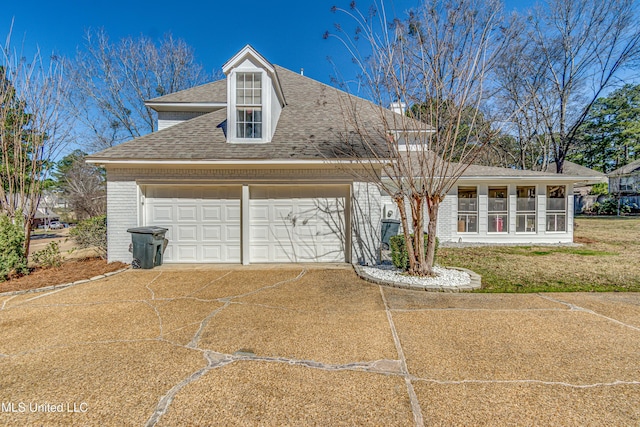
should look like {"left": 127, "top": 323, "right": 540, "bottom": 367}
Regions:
{"left": 409, "top": 194, "right": 429, "bottom": 276}
{"left": 23, "top": 219, "right": 32, "bottom": 259}
{"left": 394, "top": 196, "right": 418, "bottom": 273}
{"left": 424, "top": 196, "right": 441, "bottom": 276}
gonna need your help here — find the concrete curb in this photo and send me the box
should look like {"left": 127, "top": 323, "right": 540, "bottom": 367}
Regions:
{"left": 0, "top": 267, "right": 131, "bottom": 297}
{"left": 353, "top": 264, "right": 482, "bottom": 292}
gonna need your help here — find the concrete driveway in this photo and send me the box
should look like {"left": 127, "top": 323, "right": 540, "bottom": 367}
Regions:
{"left": 0, "top": 266, "right": 638, "bottom": 426}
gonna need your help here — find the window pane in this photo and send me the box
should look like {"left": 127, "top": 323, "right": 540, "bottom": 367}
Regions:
{"left": 458, "top": 215, "right": 478, "bottom": 232}
{"left": 254, "top": 124, "right": 262, "bottom": 138}
{"left": 488, "top": 214, "right": 508, "bottom": 232}
{"left": 516, "top": 214, "right": 536, "bottom": 232}
{"left": 236, "top": 123, "right": 244, "bottom": 138}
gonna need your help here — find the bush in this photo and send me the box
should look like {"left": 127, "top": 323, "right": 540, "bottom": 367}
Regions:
{"left": 32, "top": 241, "right": 63, "bottom": 268}
{"left": 70, "top": 215, "right": 107, "bottom": 259}
{"left": 588, "top": 182, "right": 608, "bottom": 196}
{"left": 590, "top": 198, "right": 637, "bottom": 215}
{"left": 0, "top": 213, "right": 28, "bottom": 281}
{"left": 390, "top": 234, "right": 439, "bottom": 271}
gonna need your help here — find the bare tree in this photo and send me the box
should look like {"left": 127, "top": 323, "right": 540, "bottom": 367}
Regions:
{"left": 67, "top": 29, "right": 211, "bottom": 151}
{"left": 62, "top": 155, "right": 106, "bottom": 219}
{"left": 0, "top": 24, "right": 71, "bottom": 256}
{"left": 499, "top": 0, "right": 640, "bottom": 173}
{"left": 329, "top": 0, "right": 510, "bottom": 276}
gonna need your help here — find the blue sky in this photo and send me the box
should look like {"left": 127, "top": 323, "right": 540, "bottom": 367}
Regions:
{"left": 2, "top": 0, "right": 534, "bottom": 86}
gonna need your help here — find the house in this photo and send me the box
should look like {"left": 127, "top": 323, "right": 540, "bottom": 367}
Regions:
{"left": 607, "top": 159, "right": 640, "bottom": 211}
{"left": 87, "top": 45, "right": 600, "bottom": 265}
{"left": 608, "top": 159, "right": 640, "bottom": 195}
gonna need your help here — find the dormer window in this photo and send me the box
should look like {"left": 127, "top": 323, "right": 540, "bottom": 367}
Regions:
{"left": 236, "top": 73, "right": 262, "bottom": 138}
{"left": 222, "top": 45, "right": 286, "bottom": 143}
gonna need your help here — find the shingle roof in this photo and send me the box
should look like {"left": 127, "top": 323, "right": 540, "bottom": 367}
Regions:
{"left": 88, "top": 66, "right": 392, "bottom": 161}
{"left": 543, "top": 160, "right": 606, "bottom": 177}
{"left": 608, "top": 158, "right": 640, "bottom": 176}
{"left": 148, "top": 80, "right": 227, "bottom": 103}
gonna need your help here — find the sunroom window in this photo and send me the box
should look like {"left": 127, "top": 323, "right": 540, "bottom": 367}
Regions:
{"left": 546, "top": 185, "right": 566, "bottom": 232}
{"left": 236, "top": 72, "right": 262, "bottom": 139}
{"left": 458, "top": 187, "right": 478, "bottom": 232}
{"left": 488, "top": 187, "right": 508, "bottom": 233}
{"left": 516, "top": 186, "right": 536, "bottom": 232}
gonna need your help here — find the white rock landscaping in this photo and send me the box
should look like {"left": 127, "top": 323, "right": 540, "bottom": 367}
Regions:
{"left": 355, "top": 264, "right": 481, "bottom": 292}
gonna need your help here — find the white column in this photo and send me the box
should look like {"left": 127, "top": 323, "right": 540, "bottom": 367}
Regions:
{"left": 241, "top": 184, "right": 250, "bottom": 265}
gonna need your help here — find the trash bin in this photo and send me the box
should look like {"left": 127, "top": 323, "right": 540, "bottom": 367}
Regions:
{"left": 381, "top": 219, "right": 401, "bottom": 250}
{"left": 127, "top": 227, "right": 169, "bottom": 269}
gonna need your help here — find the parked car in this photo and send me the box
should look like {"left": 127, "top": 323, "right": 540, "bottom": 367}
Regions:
{"left": 49, "top": 221, "right": 64, "bottom": 230}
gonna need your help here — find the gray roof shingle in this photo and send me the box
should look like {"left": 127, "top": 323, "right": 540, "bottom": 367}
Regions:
{"left": 608, "top": 158, "right": 640, "bottom": 176}
{"left": 88, "top": 66, "right": 392, "bottom": 161}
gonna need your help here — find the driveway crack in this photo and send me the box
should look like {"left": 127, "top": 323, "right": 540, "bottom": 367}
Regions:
{"left": 379, "top": 286, "right": 424, "bottom": 427}
{"left": 144, "top": 350, "right": 234, "bottom": 427}
{"left": 537, "top": 294, "right": 640, "bottom": 332}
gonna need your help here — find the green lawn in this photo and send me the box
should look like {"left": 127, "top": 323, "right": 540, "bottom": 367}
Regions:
{"left": 438, "top": 217, "right": 640, "bottom": 292}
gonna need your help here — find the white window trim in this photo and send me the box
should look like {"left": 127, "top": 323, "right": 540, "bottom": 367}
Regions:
{"left": 545, "top": 185, "right": 567, "bottom": 233}
{"left": 228, "top": 69, "right": 271, "bottom": 143}
{"left": 457, "top": 186, "right": 479, "bottom": 234}
{"left": 515, "top": 185, "right": 537, "bottom": 234}
{"left": 487, "top": 186, "right": 508, "bottom": 234}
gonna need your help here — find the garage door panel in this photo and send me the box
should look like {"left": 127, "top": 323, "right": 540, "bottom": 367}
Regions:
{"left": 250, "top": 245, "right": 269, "bottom": 262}
{"left": 226, "top": 225, "right": 241, "bottom": 240}
{"left": 151, "top": 205, "right": 173, "bottom": 222}
{"left": 226, "top": 205, "right": 241, "bottom": 221}
{"left": 250, "top": 225, "right": 269, "bottom": 242}
{"left": 226, "top": 246, "right": 241, "bottom": 261}
{"left": 202, "top": 246, "right": 221, "bottom": 261}
{"left": 202, "top": 206, "right": 221, "bottom": 221}
{"left": 176, "top": 245, "right": 198, "bottom": 261}
{"left": 202, "top": 225, "right": 221, "bottom": 241}
{"left": 250, "top": 205, "right": 269, "bottom": 221}
{"left": 177, "top": 206, "right": 197, "bottom": 221}
{"left": 177, "top": 225, "right": 198, "bottom": 241}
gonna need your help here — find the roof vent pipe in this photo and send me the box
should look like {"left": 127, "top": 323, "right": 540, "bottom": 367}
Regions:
{"left": 389, "top": 102, "right": 407, "bottom": 115}
{"left": 300, "top": 68, "right": 304, "bottom": 76}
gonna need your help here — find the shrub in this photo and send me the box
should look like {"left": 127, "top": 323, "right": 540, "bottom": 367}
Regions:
{"left": 70, "top": 215, "right": 107, "bottom": 259}
{"left": 0, "top": 213, "right": 28, "bottom": 281}
{"left": 590, "top": 198, "right": 636, "bottom": 215}
{"left": 32, "top": 241, "right": 63, "bottom": 268}
{"left": 390, "top": 234, "right": 439, "bottom": 271}
{"left": 588, "top": 182, "right": 608, "bottom": 196}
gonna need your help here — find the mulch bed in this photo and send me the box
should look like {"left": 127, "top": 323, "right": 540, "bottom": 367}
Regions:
{"left": 0, "top": 258, "right": 129, "bottom": 294}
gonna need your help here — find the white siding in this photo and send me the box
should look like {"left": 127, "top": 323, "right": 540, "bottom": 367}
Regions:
{"left": 157, "top": 111, "right": 207, "bottom": 130}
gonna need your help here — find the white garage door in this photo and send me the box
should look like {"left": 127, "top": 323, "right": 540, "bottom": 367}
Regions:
{"left": 145, "top": 186, "right": 241, "bottom": 263}
{"left": 250, "top": 186, "right": 348, "bottom": 262}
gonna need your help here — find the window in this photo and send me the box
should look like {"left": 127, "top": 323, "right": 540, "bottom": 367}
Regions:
{"left": 236, "top": 73, "right": 262, "bottom": 139}
{"left": 546, "top": 185, "right": 566, "bottom": 232}
{"left": 620, "top": 177, "right": 634, "bottom": 192}
{"left": 458, "top": 187, "right": 478, "bottom": 232}
{"left": 516, "top": 186, "right": 536, "bottom": 232}
{"left": 488, "top": 187, "right": 508, "bottom": 233}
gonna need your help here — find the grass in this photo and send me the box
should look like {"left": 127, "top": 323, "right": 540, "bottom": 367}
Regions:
{"left": 438, "top": 216, "right": 640, "bottom": 293}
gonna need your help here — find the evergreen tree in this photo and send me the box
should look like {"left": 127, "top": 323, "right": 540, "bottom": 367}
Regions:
{"left": 569, "top": 84, "right": 640, "bottom": 173}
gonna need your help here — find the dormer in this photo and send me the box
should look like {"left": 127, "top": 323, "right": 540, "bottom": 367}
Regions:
{"left": 222, "top": 45, "right": 286, "bottom": 143}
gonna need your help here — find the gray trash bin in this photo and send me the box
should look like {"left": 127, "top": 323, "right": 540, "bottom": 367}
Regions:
{"left": 127, "top": 227, "right": 168, "bottom": 269}
{"left": 381, "top": 219, "right": 401, "bottom": 250}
